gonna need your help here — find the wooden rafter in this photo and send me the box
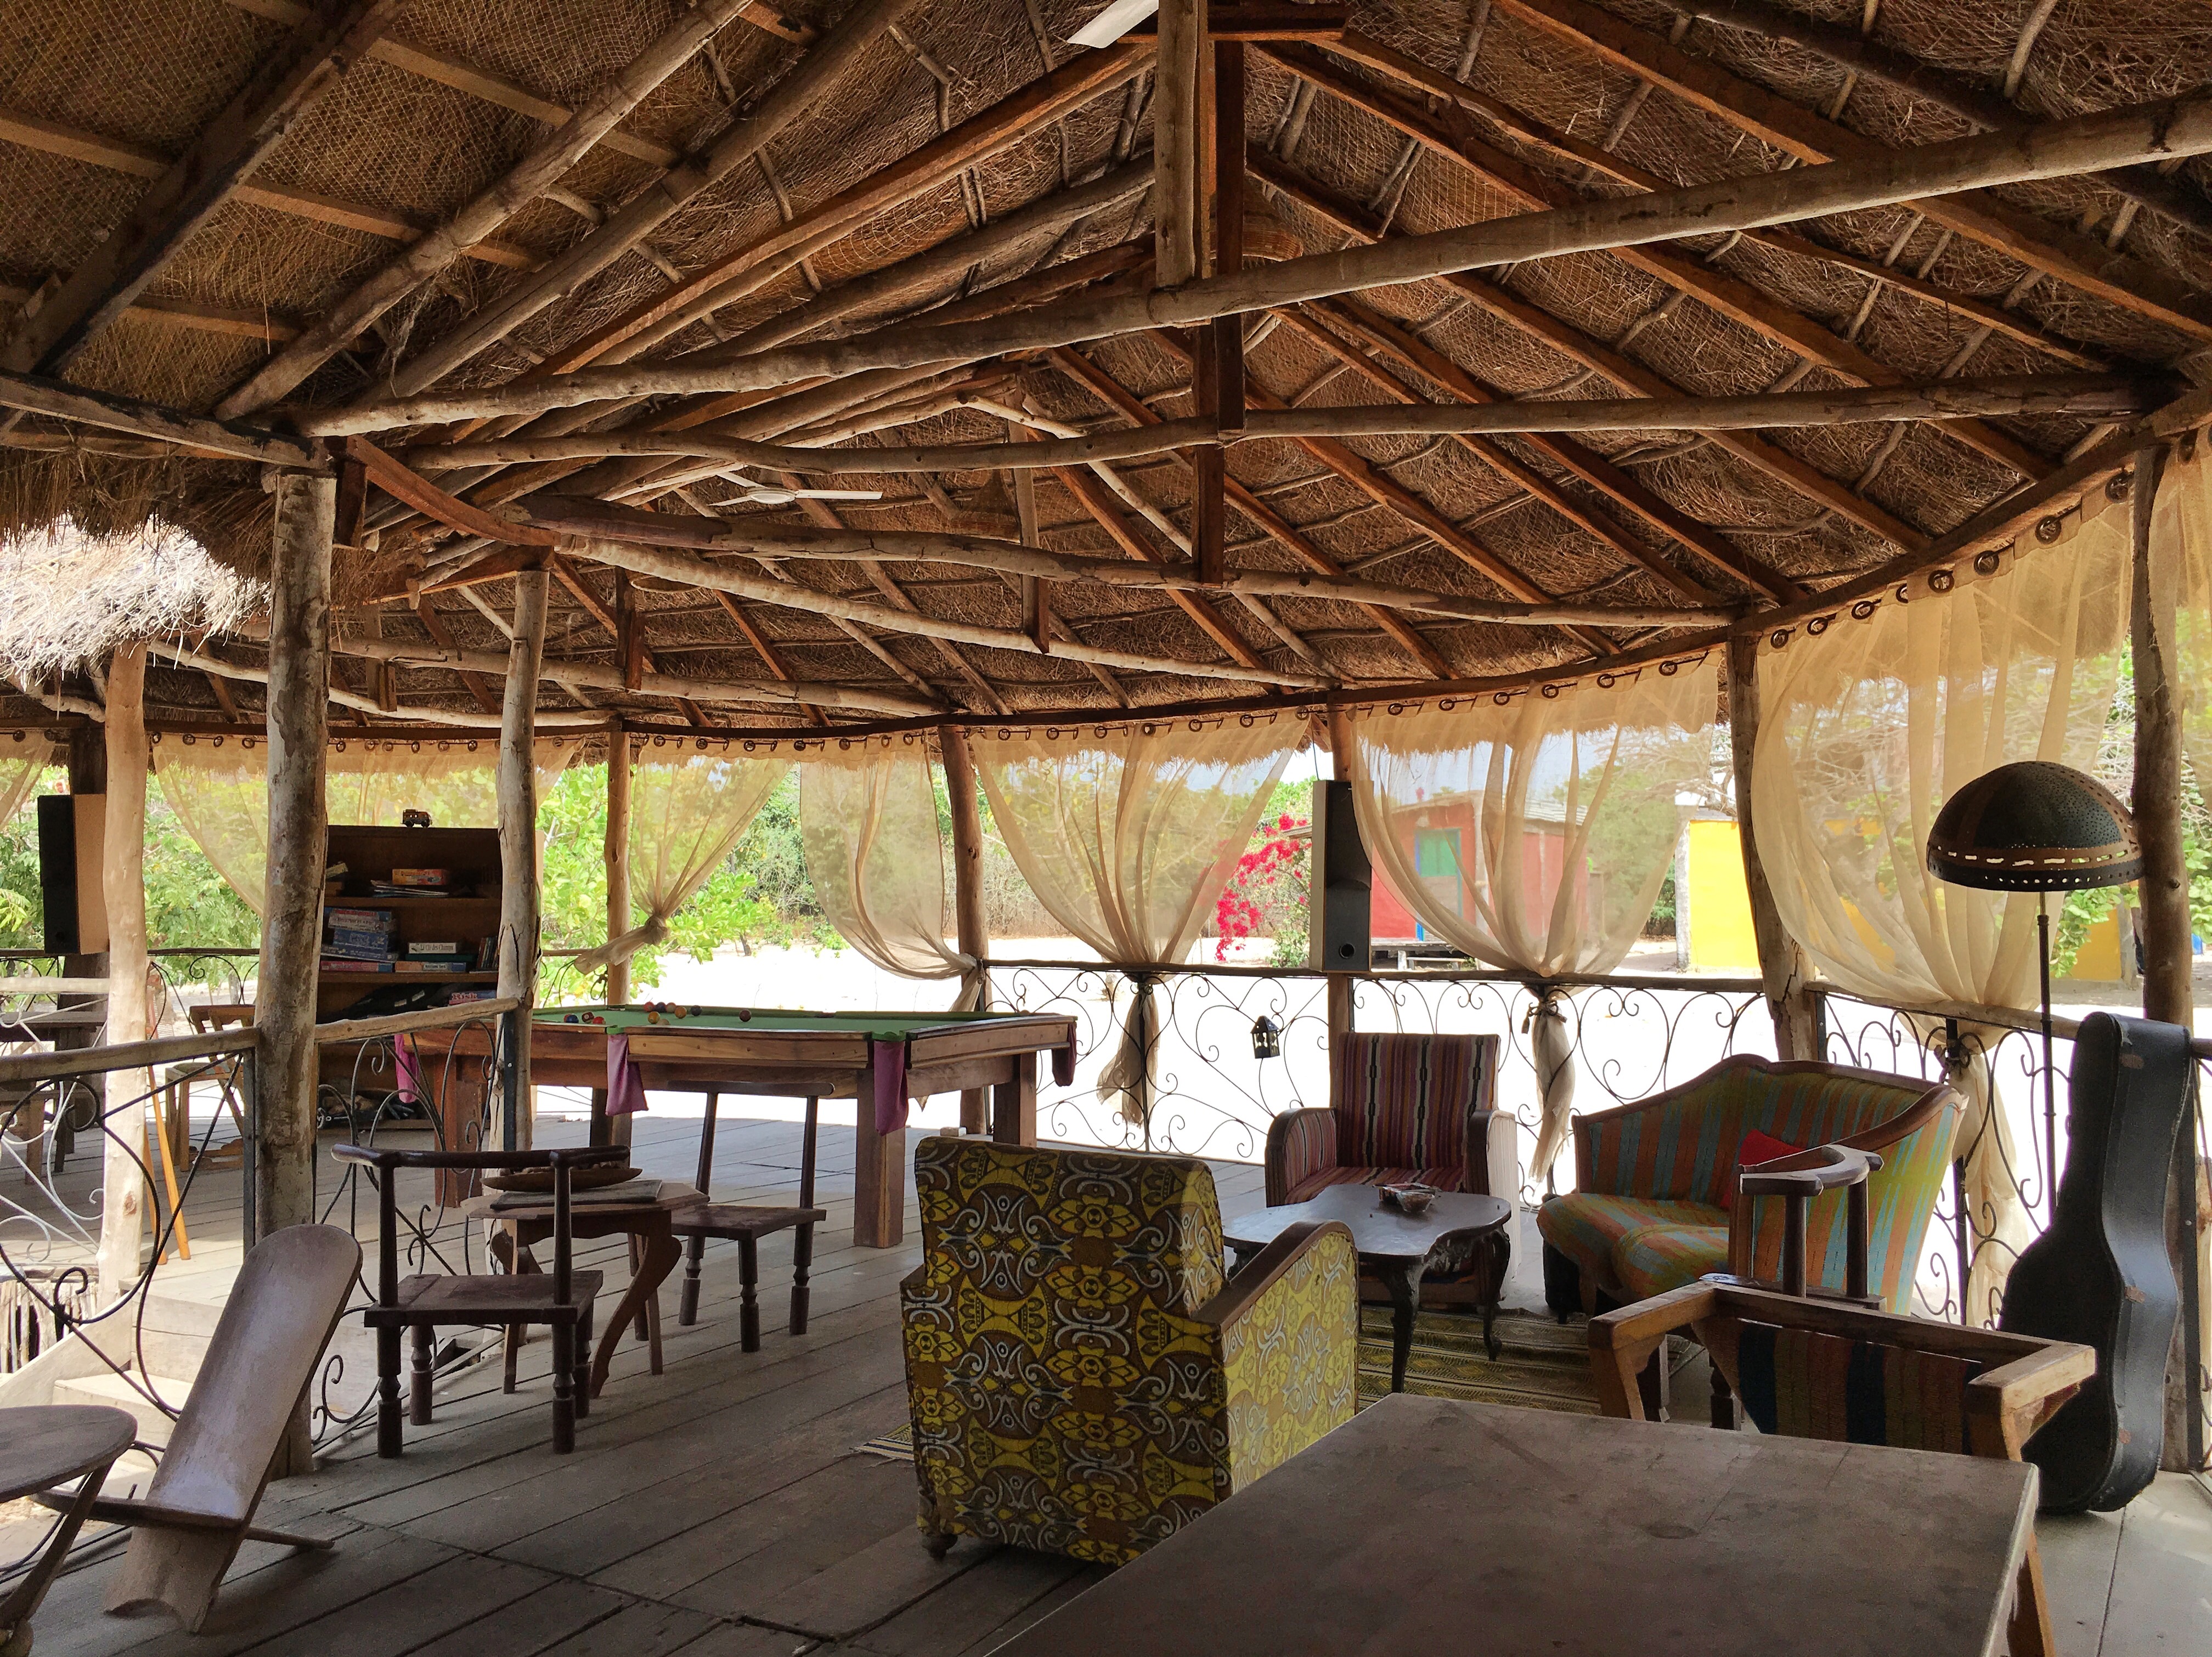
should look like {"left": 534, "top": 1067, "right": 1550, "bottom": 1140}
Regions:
{"left": 0, "top": 367, "right": 323, "bottom": 468}
{"left": 312, "top": 86, "right": 2212, "bottom": 437}
{"left": 1488, "top": 0, "right": 2212, "bottom": 345}
{"left": 1, "top": 1, "right": 406, "bottom": 377}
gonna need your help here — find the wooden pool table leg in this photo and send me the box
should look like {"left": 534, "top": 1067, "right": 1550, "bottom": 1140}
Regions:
{"left": 992, "top": 1050, "right": 1037, "bottom": 1146}
{"left": 854, "top": 1060, "right": 905, "bottom": 1248}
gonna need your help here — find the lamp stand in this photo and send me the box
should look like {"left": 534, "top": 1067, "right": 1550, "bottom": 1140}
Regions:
{"left": 2038, "top": 891, "right": 2057, "bottom": 1204}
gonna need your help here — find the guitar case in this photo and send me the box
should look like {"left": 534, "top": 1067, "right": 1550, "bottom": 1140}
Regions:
{"left": 1998, "top": 1011, "right": 2192, "bottom": 1513}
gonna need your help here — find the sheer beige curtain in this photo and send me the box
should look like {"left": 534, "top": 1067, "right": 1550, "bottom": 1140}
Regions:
{"left": 576, "top": 739, "right": 789, "bottom": 973}
{"left": 0, "top": 734, "right": 57, "bottom": 836}
{"left": 975, "top": 715, "right": 1303, "bottom": 1122}
{"left": 799, "top": 740, "right": 972, "bottom": 992}
{"left": 1342, "top": 658, "right": 1721, "bottom": 1181}
{"left": 153, "top": 735, "right": 580, "bottom": 914}
{"left": 1751, "top": 511, "right": 2132, "bottom": 1320}
{"left": 2150, "top": 438, "right": 2212, "bottom": 795}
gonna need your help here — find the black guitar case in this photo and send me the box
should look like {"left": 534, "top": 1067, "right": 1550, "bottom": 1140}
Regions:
{"left": 1997, "top": 1011, "right": 2191, "bottom": 1513}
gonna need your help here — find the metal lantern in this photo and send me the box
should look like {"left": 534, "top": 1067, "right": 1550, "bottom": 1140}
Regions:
{"left": 1250, "top": 1015, "right": 1283, "bottom": 1060}
{"left": 1925, "top": 761, "right": 2141, "bottom": 892}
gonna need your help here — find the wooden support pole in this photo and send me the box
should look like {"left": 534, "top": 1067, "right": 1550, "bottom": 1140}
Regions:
{"left": 940, "top": 723, "right": 991, "bottom": 1136}
{"left": 1727, "top": 632, "right": 1820, "bottom": 1060}
{"left": 95, "top": 646, "right": 149, "bottom": 1304}
{"left": 496, "top": 569, "right": 550, "bottom": 1150}
{"left": 597, "top": 716, "right": 634, "bottom": 1150}
{"left": 1155, "top": 0, "right": 1204, "bottom": 288}
{"left": 257, "top": 474, "right": 332, "bottom": 1474}
{"left": 2127, "top": 440, "right": 2201, "bottom": 1471}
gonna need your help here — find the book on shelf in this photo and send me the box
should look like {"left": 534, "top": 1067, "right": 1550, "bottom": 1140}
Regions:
{"left": 405, "top": 941, "right": 462, "bottom": 956}
{"left": 323, "top": 942, "right": 396, "bottom": 963}
{"left": 320, "top": 959, "right": 394, "bottom": 974}
{"left": 324, "top": 907, "right": 392, "bottom": 932}
{"left": 368, "top": 882, "right": 449, "bottom": 898}
{"left": 388, "top": 868, "right": 450, "bottom": 887}
{"left": 447, "top": 989, "right": 493, "bottom": 1004}
{"left": 395, "top": 958, "right": 472, "bottom": 973}
{"left": 327, "top": 927, "right": 394, "bottom": 952}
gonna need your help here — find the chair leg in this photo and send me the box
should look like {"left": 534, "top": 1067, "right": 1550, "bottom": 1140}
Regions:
{"left": 376, "top": 1326, "right": 403, "bottom": 1459}
{"left": 1636, "top": 1345, "right": 1668, "bottom": 1423}
{"left": 2008, "top": 1536, "right": 2056, "bottom": 1657}
{"left": 790, "top": 1221, "right": 814, "bottom": 1336}
{"left": 739, "top": 1236, "right": 760, "bottom": 1353}
{"left": 503, "top": 1323, "right": 521, "bottom": 1394}
{"left": 573, "top": 1305, "right": 593, "bottom": 1418}
{"left": 409, "top": 1324, "right": 434, "bottom": 1424}
{"left": 550, "top": 1322, "right": 575, "bottom": 1454}
{"left": 679, "top": 1232, "right": 706, "bottom": 1327}
{"left": 1711, "top": 1365, "right": 1737, "bottom": 1430}
{"left": 629, "top": 1235, "right": 651, "bottom": 1343}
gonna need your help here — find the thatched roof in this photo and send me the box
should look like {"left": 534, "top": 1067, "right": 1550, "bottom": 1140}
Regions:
{"left": 2, "top": 0, "right": 2208, "bottom": 734}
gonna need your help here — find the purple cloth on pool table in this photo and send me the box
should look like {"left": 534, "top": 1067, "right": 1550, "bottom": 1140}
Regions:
{"left": 872, "top": 1038, "right": 908, "bottom": 1135}
{"left": 607, "top": 1032, "right": 650, "bottom": 1116}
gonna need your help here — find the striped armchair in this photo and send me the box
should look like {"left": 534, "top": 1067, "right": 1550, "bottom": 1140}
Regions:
{"left": 1265, "top": 1032, "right": 1509, "bottom": 1310}
{"left": 1537, "top": 1055, "right": 1961, "bottom": 1316}
{"left": 901, "top": 1137, "right": 1358, "bottom": 1566}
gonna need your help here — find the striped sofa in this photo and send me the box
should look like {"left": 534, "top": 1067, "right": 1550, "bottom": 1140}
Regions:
{"left": 1264, "top": 1032, "right": 1511, "bottom": 1310}
{"left": 1537, "top": 1055, "right": 1961, "bottom": 1315}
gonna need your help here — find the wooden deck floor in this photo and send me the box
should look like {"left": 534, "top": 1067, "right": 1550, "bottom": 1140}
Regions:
{"left": 25, "top": 1111, "right": 2212, "bottom": 1657}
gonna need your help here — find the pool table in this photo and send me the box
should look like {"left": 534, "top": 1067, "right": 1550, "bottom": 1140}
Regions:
{"left": 433, "top": 1005, "right": 1079, "bottom": 1248}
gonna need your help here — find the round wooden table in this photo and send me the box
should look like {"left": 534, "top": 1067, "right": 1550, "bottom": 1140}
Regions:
{"left": 0, "top": 1404, "right": 136, "bottom": 1655}
{"left": 1223, "top": 1187, "right": 1513, "bottom": 1389}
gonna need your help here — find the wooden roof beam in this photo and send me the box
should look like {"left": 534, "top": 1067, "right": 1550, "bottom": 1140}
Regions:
{"left": 219, "top": 0, "right": 766, "bottom": 416}
{"left": 1262, "top": 40, "right": 2051, "bottom": 482}
{"left": 310, "top": 85, "right": 2212, "bottom": 436}
{"left": 2, "top": 1, "right": 405, "bottom": 377}
{"left": 379, "top": 0, "right": 931, "bottom": 399}
{"left": 1044, "top": 346, "right": 1453, "bottom": 677}
{"left": 1253, "top": 153, "right": 1930, "bottom": 553}
{"left": 1320, "top": 27, "right": 2109, "bottom": 372}
{"left": 0, "top": 366, "right": 323, "bottom": 468}
{"left": 1487, "top": 0, "right": 2212, "bottom": 347}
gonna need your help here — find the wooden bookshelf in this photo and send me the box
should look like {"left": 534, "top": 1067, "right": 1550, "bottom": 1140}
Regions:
{"left": 317, "top": 825, "right": 504, "bottom": 1022}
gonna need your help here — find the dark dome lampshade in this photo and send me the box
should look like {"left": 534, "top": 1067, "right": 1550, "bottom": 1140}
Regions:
{"left": 1925, "top": 761, "right": 2142, "bottom": 893}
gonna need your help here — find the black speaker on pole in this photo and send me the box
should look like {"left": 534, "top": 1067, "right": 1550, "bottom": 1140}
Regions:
{"left": 1306, "top": 778, "right": 1370, "bottom": 971}
{"left": 37, "top": 794, "right": 106, "bottom": 956}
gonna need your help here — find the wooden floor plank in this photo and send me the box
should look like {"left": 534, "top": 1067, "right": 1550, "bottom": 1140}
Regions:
{"left": 2095, "top": 1474, "right": 2212, "bottom": 1657}
{"left": 844, "top": 1549, "right": 1089, "bottom": 1657}
{"left": 400, "top": 1579, "right": 633, "bottom": 1657}
{"left": 524, "top": 1599, "right": 733, "bottom": 1657}
{"left": 745, "top": 1523, "right": 1002, "bottom": 1642}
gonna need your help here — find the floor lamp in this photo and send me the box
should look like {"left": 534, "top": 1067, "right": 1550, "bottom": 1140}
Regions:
{"left": 1926, "top": 760, "right": 2142, "bottom": 1195}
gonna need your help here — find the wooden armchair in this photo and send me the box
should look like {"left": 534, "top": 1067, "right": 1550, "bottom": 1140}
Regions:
{"left": 332, "top": 1141, "right": 626, "bottom": 1456}
{"left": 1265, "top": 1031, "right": 1509, "bottom": 1310}
{"left": 1592, "top": 1282, "right": 2095, "bottom": 1657}
{"left": 903, "top": 1136, "right": 1359, "bottom": 1566}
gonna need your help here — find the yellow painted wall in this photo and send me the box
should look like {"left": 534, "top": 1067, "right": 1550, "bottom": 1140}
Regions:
{"left": 2069, "top": 910, "right": 2125, "bottom": 982}
{"left": 1686, "top": 819, "right": 1760, "bottom": 973}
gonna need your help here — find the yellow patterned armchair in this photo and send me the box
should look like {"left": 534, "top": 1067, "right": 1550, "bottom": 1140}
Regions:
{"left": 901, "top": 1136, "right": 1359, "bottom": 1566}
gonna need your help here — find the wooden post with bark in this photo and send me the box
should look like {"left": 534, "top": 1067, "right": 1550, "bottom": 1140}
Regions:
{"left": 940, "top": 723, "right": 990, "bottom": 1135}
{"left": 2128, "top": 441, "right": 2202, "bottom": 1469}
{"left": 495, "top": 568, "right": 550, "bottom": 1150}
{"left": 599, "top": 715, "right": 634, "bottom": 1149}
{"left": 94, "top": 645, "right": 150, "bottom": 1304}
{"left": 257, "top": 474, "right": 334, "bottom": 1476}
{"left": 1726, "top": 631, "right": 1820, "bottom": 1060}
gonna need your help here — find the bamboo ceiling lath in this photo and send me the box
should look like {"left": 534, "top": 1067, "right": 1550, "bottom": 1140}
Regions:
{"left": 0, "top": 0, "right": 2207, "bottom": 733}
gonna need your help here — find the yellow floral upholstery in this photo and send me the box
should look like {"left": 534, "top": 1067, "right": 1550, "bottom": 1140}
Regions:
{"left": 901, "top": 1136, "right": 1358, "bottom": 1565}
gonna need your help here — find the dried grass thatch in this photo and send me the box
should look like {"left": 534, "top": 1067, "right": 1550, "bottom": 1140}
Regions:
{"left": 0, "top": 518, "right": 264, "bottom": 680}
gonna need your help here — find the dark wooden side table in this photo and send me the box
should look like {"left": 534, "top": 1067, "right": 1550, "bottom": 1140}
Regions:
{"left": 0, "top": 1404, "right": 136, "bottom": 1654}
{"left": 1223, "top": 1186, "right": 1511, "bottom": 1388}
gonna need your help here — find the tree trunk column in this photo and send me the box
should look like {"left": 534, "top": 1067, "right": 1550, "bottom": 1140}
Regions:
{"left": 1727, "top": 632, "right": 1820, "bottom": 1060}
{"left": 95, "top": 646, "right": 150, "bottom": 1303}
{"left": 256, "top": 475, "right": 332, "bottom": 1242}
{"left": 940, "top": 723, "right": 990, "bottom": 1134}
{"left": 2128, "top": 442, "right": 2202, "bottom": 1472}
{"left": 596, "top": 714, "right": 633, "bottom": 1149}
{"left": 495, "top": 568, "right": 550, "bottom": 1150}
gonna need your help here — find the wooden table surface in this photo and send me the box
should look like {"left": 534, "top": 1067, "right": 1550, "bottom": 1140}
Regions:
{"left": 0, "top": 1405, "right": 135, "bottom": 1502}
{"left": 992, "top": 1394, "right": 2038, "bottom": 1657}
{"left": 1220, "top": 1185, "right": 1510, "bottom": 1262}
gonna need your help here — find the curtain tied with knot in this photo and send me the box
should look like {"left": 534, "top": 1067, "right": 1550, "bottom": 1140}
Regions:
{"left": 573, "top": 741, "right": 789, "bottom": 975}
{"left": 798, "top": 740, "right": 977, "bottom": 1005}
{"left": 973, "top": 716, "right": 1302, "bottom": 1127}
{"left": 1751, "top": 501, "right": 2134, "bottom": 1322}
{"left": 1341, "top": 657, "right": 1720, "bottom": 1189}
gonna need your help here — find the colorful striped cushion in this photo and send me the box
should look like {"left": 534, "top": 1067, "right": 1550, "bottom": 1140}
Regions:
{"left": 1612, "top": 1217, "right": 1731, "bottom": 1300}
{"left": 1735, "top": 1319, "right": 1981, "bottom": 1454}
{"left": 1330, "top": 1034, "right": 1489, "bottom": 1173}
{"left": 1537, "top": 1193, "right": 1726, "bottom": 1285}
{"left": 1286, "top": 1164, "right": 1465, "bottom": 1203}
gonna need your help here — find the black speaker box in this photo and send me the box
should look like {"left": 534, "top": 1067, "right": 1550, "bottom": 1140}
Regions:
{"left": 1307, "top": 778, "right": 1370, "bottom": 971}
{"left": 37, "top": 794, "right": 106, "bottom": 956}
